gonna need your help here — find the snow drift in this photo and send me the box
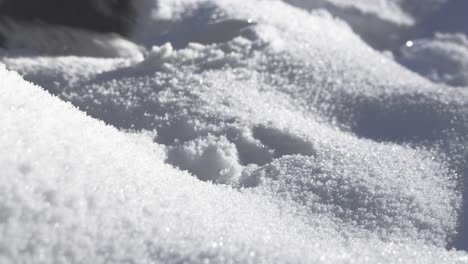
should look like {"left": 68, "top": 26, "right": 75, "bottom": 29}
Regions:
{"left": 1, "top": 0, "right": 468, "bottom": 262}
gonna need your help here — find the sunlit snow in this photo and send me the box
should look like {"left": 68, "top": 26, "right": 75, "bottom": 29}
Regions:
{"left": 1, "top": 0, "right": 468, "bottom": 263}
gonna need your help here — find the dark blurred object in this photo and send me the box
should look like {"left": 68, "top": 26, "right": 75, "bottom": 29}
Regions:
{"left": 0, "top": 0, "right": 138, "bottom": 48}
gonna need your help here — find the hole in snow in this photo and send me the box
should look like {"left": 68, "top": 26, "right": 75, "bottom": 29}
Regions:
{"left": 252, "top": 125, "right": 315, "bottom": 158}
{"left": 225, "top": 129, "right": 273, "bottom": 167}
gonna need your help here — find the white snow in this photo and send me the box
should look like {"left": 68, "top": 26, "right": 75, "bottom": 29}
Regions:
{"left": 1, "top": 0, "right": 468, "bottom": 263}
{"left": 285, "top": 0, "right": 414, "bottom": 25}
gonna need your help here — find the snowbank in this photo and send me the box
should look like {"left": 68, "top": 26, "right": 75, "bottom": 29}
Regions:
{"left": 1, "top": 0, "right": 468, "bottom": 262}
{"left": 1, "top": 63, "right": 467, "bottom": 263}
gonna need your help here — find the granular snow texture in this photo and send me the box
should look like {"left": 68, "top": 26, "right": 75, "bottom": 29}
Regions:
{"left": 1, "top": 0, "right": 468, "bottom": 263}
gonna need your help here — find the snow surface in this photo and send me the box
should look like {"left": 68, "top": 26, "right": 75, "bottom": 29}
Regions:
{"left": 281, "top": 0, "right": 423, "bottom": 50}
{"left": 399, "top": 33, "right": 468, "bottom": 87}
{"left": 1, "top": 0, "right": 468, "bottom": 263}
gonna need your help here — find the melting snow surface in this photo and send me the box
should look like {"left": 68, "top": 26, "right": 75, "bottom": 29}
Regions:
{"left": 1, "top": 0, "right": 468, "bottom": 263}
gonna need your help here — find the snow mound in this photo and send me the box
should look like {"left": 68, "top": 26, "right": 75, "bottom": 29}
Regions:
{"left": 281, "top": 0, "right": 414, "bottom": 50}
{"left": 1, "top": 0, "right": 468, "bottom": 262}
{"left": 282, "top": 0, "right": 468, "bottom": 54}
{"left": 1, "top": 63, "right": 467, "bottom": 263}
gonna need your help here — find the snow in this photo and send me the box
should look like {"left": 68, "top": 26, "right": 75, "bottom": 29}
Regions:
{"left": 285, "top": 0, "right": 414, "bottom": 25}
{"left": 399, "top": 33, "right": 468, "bottom": 86}
{"left": 1, "top": 0, "right": 468, "bottom": 262}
